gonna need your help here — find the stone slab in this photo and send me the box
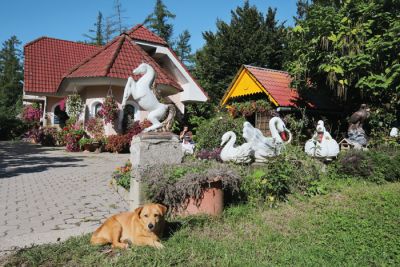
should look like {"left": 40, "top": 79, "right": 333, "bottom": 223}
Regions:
{"left": 129, "top": 132, "right": 183, "bottom": 209}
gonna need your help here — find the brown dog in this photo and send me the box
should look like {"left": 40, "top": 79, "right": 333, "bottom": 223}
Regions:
{"left": 91, "top": 203, "right": 167, "bottom": 249}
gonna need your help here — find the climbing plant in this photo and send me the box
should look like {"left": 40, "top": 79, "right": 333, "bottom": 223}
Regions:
{"left": 66, "top": 93, "right": 84, "bottom": 122}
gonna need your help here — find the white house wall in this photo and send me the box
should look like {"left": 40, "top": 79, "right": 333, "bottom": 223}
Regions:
{"left": 135, "top": 41, "right": 208, "bottom": 105}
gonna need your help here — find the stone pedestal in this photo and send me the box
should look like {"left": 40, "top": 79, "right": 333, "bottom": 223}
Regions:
{"left": 347, "top": 128, "right": 368, "bottom": 148}
{"left": 129, "top": 132, "right": 183, "bottom": 210}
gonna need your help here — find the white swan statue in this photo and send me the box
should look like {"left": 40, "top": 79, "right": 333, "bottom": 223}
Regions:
{"left": 390, "top": 127, "right": 399, "bottom": 137}
{"left": 243, "top": 117, "right": 292, "bottom": 163}
{"left": 304, "top": 120, "right": 339, "bottom": 160}
{"left": 120, "top": 63, "right": 175, "bottom": 132}
{"left": 220, "top": 131, "right": 253, "bottom": 163}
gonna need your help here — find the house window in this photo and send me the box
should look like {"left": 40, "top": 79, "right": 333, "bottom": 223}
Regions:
{"left": 94, "top": 102, "right": 103, "bottom": 117}
{"left": 54, "top": 105, "right": 69, "bottom": 128}
{"left": 122, "top": 104, "right": 136, "bottom": 131}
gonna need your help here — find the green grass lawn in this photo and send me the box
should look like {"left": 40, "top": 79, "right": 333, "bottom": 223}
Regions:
{"left": 3, "top": 181, "right": 400, "bottom": 266}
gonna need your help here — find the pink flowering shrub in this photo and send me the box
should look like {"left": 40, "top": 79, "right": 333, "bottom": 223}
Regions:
{"left": 85, "top": 117, "right": 104, "bottom": 140}
{"left": 58, "top": 123, "right": 85, "bottom": 152}
{"left": 22, "top": 104, "right": 42, "bottom": 122}
{"left": 105, "top": 121, "right": 146, "bottom": 153}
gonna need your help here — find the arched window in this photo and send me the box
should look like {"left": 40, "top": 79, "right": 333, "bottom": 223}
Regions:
{"left": 122, "top": 104, "right": 136, "bottom": 131}
{"left": 54, "top": 105, "right": 69, "bottom": 128}
{"left": 94, "top": 102, "right": 103, "bottom": 117}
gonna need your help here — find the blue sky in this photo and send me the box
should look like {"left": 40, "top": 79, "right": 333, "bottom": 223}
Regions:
{"left": 0, "top": 0, "right": 298, "bottom": 52}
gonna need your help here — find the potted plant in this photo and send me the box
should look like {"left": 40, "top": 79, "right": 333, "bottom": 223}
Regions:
{"left": 78, "top": 137, "right": 100, "bottom": 152}
{"left": 141, "top": 161, "right": 242, "bottom": 216}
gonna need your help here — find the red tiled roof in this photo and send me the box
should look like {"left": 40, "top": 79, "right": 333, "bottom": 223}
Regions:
{"left": 65, "top": 34, "right": 181, "bottom": 90}
{"left": 127, "top": 24, "right": 168, "bottom": 46}
{"left": 24, "top": 37, "right": 101, "bottom": 93}
{"left": 244, "top": 65, "right": 303, "bottom": 107}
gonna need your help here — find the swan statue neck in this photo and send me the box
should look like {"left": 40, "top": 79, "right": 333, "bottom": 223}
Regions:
{"left": 227, "top": 132, "right": 236, "bottom": 146}
{"left": 269, "top": 117, "right": 282, "bottom": 142}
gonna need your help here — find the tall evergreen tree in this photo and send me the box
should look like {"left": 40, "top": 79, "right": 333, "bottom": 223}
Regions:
{"left": 83, "top": 12, "right": 105, "bottom": 45}
{"left": 195, "top": 1, "right": 287, "bottom": 103}
{"left": 0, "top": 36, "right": 23, "bottom": 117}
{"left": 174, "top": 30, "right": 192, "bottom": 66}
{"left": 144, "top": 0, "right": 176, "bottom": 45}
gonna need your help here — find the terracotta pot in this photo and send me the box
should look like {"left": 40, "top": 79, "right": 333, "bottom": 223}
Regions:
{"left": 83, "top": 142, "right": 100, "bottom": 152}
{"left": 176, "top": 180, "right": 224, "bottom": 217}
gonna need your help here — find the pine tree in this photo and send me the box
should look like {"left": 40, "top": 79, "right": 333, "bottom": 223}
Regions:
{"left": 195, "top": 1, "right": 287, "bottom": 103}
{"left": 83, "top": 12, "right": 105, "bottom": 45}
{"left": 174, "top": 30, "right": 192, "bottom": 66}
{"left": 0, "top": 36, "right": 23, "bottom": 117}
{"left": 144, "top": 0, "right": 176, "bottom": 45}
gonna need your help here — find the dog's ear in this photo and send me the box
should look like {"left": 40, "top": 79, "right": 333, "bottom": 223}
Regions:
{"left": 157, "top": 204, "right": 168, "bottom": 215}
{"left": 134, "top": 206, "right": 143, "bottom": 217}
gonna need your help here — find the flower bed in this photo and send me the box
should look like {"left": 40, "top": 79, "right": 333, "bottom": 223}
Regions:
{"left": 111, "top": 160, "right": 132, "bottom": 190}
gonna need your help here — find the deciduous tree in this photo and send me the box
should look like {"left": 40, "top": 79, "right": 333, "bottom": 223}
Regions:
{"left": 286, "top": 0, "right": 400, "bottom": 132}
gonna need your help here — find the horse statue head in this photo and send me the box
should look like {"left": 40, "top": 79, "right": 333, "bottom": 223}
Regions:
{"left": 133, "top": 62, "right": 150, "bottom": 75}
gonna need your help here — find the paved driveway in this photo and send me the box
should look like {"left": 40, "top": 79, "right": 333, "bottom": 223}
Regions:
{"left": 0, "top": 141, "right": 129, "bottom": 255}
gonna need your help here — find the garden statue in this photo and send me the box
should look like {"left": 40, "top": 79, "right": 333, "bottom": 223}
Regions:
{"left": 346, "top": 104, "right": 370, "bottom": 148}
{"left": 120, "top": 63, "right": 176, "bottom": 132}
{"left": 304, "top": 120, "right": 339, "bottom": 160}
{"left": 220, "top": 131, "right": 253, "bottom": 163}
{"left": 390, "top": 127, "right": 399, "bottom": 138}
{"left": 242, "top": 117, "right": 292, "bottom": 163}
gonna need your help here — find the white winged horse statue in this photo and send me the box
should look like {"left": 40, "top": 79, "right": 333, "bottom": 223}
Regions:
{"left": 120, "top": 63, "right": 176, "bottom": 132}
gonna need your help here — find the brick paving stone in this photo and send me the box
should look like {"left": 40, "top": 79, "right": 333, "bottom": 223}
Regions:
{"left": 0, "top": 141, "right": 129, "bottom": 254}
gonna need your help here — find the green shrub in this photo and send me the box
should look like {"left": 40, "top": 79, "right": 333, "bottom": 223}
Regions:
{"left": 0, "top": 115, "right": 33, "bottom": 140}
{"left": 140, "top": 161, "right": 242, "bottom": 212}
{"left": 338, "top": 150, "right": 373, "bottom": 179}
{"left": 194, "top": 113, "right": 246, "bottom": 150}
{"left": 39, "top": 127, "right": 59, "bottom": 146}
{"left": 336, "top": 147, "right": 400, "bottom": 183}
{"left": 366, "top": 149, "right": 400, "bottom": 182}
{"left": 241, "top": 145, "right": 325, "bottom": 204}
{"left": 242, "top": 167, "right": 290, "bottom": 205}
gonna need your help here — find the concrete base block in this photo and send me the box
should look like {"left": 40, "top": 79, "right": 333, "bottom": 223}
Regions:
{"left": 129, "top": 132, "right": 183, "bottom": 209}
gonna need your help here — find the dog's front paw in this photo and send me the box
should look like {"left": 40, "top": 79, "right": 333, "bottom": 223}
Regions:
{"left": 153, "top": 241, "right": 164, "bottom": 249}
{"left": 112, "top": 242, "right": 129, "bottom": 249}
